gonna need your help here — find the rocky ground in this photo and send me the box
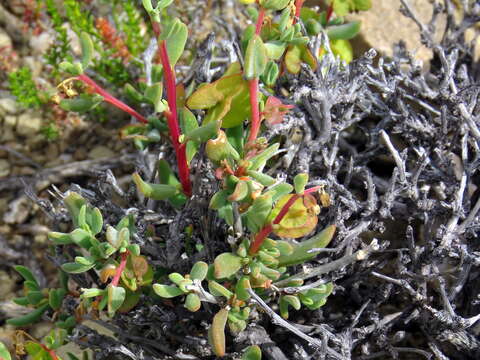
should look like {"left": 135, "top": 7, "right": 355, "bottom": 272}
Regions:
{"left": 1, "top": 0, "right": 480, "bottom": 359}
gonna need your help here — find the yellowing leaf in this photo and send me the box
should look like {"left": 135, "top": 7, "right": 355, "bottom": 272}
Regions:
{"left": 209, "top": 308, "right": 229, "bottom": 357}
{"left": 214, "top": 253, "right": 242, "bottom": 279}
{"left": 187, "top": 72, "right": 251, "bottom": 128}
{"left": 271, "top": 194, "right": 320, "bottom": 238}
{"left": 285, "top": 44, "right": 317, "bottom": 74}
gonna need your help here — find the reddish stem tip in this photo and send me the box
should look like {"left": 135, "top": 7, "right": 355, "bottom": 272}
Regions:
{"left": 111, "top": 252, "right": 128, "bottom": 287}
{"left": 76, "top": 74, "right": 148, "bottom": 124}
{"left": 249, "top": 186, "right": 322, "bottom": 254}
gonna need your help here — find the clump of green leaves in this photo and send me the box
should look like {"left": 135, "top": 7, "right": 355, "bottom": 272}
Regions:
{"left": 8, "top": 67, "right": 44, "bottom": 108}
{"left": 47, "top": 192, "right": 152, "bottom": 317}
{"left": 6, "top": 0, "right": 376, "bottom": 357}
{"left": 7, "top": 265, "right": 75, "bottom": 331}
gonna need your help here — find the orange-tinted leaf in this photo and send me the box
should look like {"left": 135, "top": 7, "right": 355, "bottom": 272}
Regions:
{"left": 209, "top": 308, "right": 229, "bottom": 357}
{"left": 131, "top": 255, "right": 148, "bottom": 279}
{"left": 271, "top": 194, "right": 320, "bottom": 238}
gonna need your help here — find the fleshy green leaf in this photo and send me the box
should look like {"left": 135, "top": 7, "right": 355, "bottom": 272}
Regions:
{"left": 59, "top": 61, "right": 83, "bottom": 76}
{"left": 244, "top": 35, "right": 268, "bottom": 80}
{"left": 205, "top": 130, "right": 240, "bottom": 164}
{"left": 243, "top": 194, "right": 273, "bottom": 233}
{"left": 61, "top": 262, "right": 95, "bottom": 274}
{"left": 180, "top": 107, "right": 199, "bottom": 164}
{"left": 184, "top": 293, "right": 201, "bottom": 312}
{"left": 214, "top": 253, "right": 243, "bottom": 279}
{"left": 153, "top": 284, "right": 185, "bottom": 298}
{"left": 161, "top": 18, "right": 188, "bottom": 66}
{"left": 190, "top": 261, "right": 209, "bottom": 281}
{"left": 144, "top": 82, "right": 165, "bottom": 113}
{"left": 48, "top": 232, "right": 74, "bottom": 245}
{"left": 132, "top": 173, "right": 178, "bottom": 200}
{"left": 14, "top": 265, "right": 38, "bottom": 286}
{"left": 248, "top": 143, "right": 280, "bottom": 171}
{"left": 209, "top": 308, "right": 229, "bottom": 357}
{"left": 26, "top": 291, "right": 44, "bottom": 305}
{"left": 330, "top": 39, "right": 354, "bottom": 63}
{"left": 63, "top": 192, "right": 86, "bottom": 227}
{"left": 293, "top": 173, "right": 309, "bottom": 194}
{"left": 242, "top": 345, "right": 262, "bottom": 360}
{"left": 107, "top": 285, "right": 125, "bottom": 317}
{"left": 228, "top": 180, "right": 249, "bottom": 202}
{"left": 235, "top": 276, "right": 251, "bottom": 301}
{"left": 260, "top": 0, "right": 290, "bottom": 10}
{"left": 279, "top": 294, "right": 301, "bottom": 319}
{"left": 157, "top": 159, "right": 187, "bottom": 207}
{"left": 6, "top": 303, "right": 49, "bottom": 326}
{"left": 208, "top": 280, "right": 233, "bottom": 299}
{"left": 247, "top": 171, "right": 276, "bottom": 186}
{"left": 13, "top": 297, "right": 30, "bottom": 306}
{"left": 326, "top": 21, "right": 361, "bottom": 40}
{"left": 331, "top": 0, "right": 350, "bottom": 16}
{"left": 184, "top": 120, "right": 220, "bottom": 143}
{"left": 277, "top": 225, "right": 336, "bottom": 266}
{"left": 353, "top": 0, "right": 371, "bottom": 11}
{"left": 48, "top": 289, "right": 66, "bottom": 310}
{"left": 89, "top": 207, "right": 103, "bottom": 235}
{"left": 81, "top": 288, "right": 105, "bottom": 298}
{"left": 80, "top": 32, "right": 94, "bottom": 69}
{"left": 264, "top": 183, "right": 294, "bottom": 202}
{"left": 0, "top": 341, "right": 11, "bottom": 360}
{"left": 60, "top": 94, "right": 104, "bottom": 113}
{"left": 270, "top": 194, "right": 320, "bottom": 238}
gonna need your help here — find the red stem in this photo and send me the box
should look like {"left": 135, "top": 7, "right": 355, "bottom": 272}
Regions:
{"left": 76, "top": 74, "right": 148, "bottom": 124}
{"left": 249, "top": 186, "right": 322, "bottom": 254}
{"left": 111, "top": 251, "right": 128, "bottom": 287}
{"left": 158, "top": 40, "right": 192, "bottom": 197}
{"left": 247, "top": 6, "right": 266, "bottom": 147}
{"left": 326, "top": 1, "right": 334, "bottom": 23}
{"left": 293, "top": 0, "right": 304, "bottom": 24}
{"left": 247, "top": 78, "right": 260, "bottom": 144}
{"left": 255, "top": 8, "right": 265, "bottom": 35}
{"left": 40, "top": 344, "right": 58, "bottom": 360}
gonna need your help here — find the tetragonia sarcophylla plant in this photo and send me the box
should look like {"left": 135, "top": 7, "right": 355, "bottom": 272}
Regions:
{"left": 7, "top": 0, "right": 371, "bottom": 358}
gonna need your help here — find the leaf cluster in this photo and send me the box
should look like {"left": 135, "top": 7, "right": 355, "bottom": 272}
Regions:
{"left": 8, "top": 67, "right": 44, "bottom": 108}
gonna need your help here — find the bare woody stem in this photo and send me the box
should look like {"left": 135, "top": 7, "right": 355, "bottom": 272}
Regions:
{"left": 249, "top": 186, "right": 322, "bottom": 254}
{"left": 246, "top": 7, "right": 266, "bottom": 146}
{"left": 76, "top": 74, "right": 148, "bottom": 124}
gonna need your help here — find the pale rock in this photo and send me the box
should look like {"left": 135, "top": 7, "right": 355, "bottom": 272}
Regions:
{"left": 0, "top": 98, "right": 19, "bottom": 116}
{"left": 64, "top": 23, "right": 81, "bottom": 55}
{"left": 3, "top": 196, "right": 31, "bottom": 224}
{"left": 88, "top": 145, "right": 115, "bottom": 159}
{"left": 465, "top": 27, "right": 480, "bottom": 62}
{"left": 0, "top": 127, "right": 15, "bottom": 142}
{"left": 30, "top": 322, "right": 54, "bottom": 340}
{"left": 0, "top": 159, "right": 10, "bottom": 177}
{"left": 349, "top": 0, "right": 446, "bottom": 64}
{"left": 16, "top": 112, "right": 43, "bottom": 137}
{"left": 0, "top": 270, "right": 16, "bottom": 301}
{"left": 29, "top": 31, "right": 54, "bottom": 55}
{"left": 3, "top": 115, "right": 17, "bottom": 128}
{"left": 0, "top": 28, "right": 11, "bottom": 49}
{"left": 23, "top": 55, "right": 43, "bottom": 77}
